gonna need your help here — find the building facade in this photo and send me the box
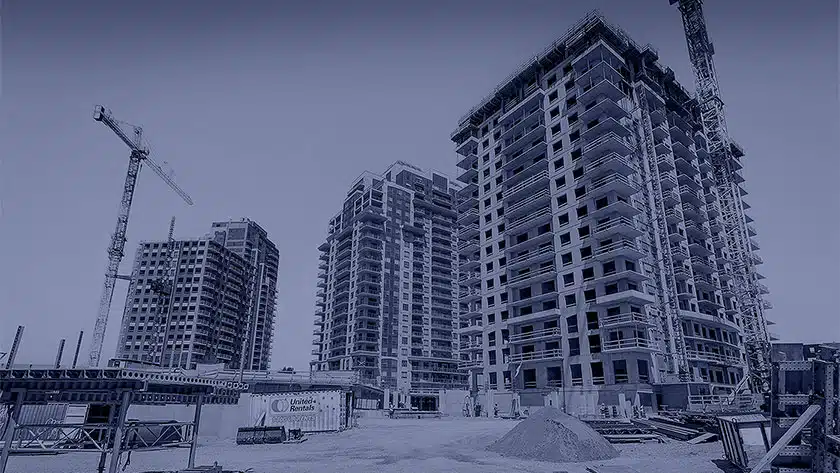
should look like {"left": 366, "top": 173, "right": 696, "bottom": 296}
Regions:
{"left": 116, "top": 237, "right": 252, "bottom": 369}
{"left": 451, "top": 13, "right": 769, "bottom": 407}
{"left": 210, "top": 219, "right": 280, "bottom": 371}
{"left": 311, "top": 161, "right": 467, "bottom": 394}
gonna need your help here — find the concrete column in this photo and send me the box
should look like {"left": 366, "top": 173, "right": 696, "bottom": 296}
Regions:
{"left": 188, "top": 394, "right": 205, "bottom": 469}
{"left": 383, "top": 388, "right": 391, "bottom": 409}
{"left": 0, "top": 392, "right": 24, "bottom": 473}
{"left": 107, "top": 391, "right": 132, "bottom": 473}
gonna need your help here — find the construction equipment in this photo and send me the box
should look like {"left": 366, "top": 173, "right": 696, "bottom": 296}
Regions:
{"left": 634, "top": 80, "right": 691, "bottom": 381}
{"left": 669, "top": 0, "right": 771, "bottom": 396}
{"left": 88, "top": 106, "right": 193, "bottom": 368}
{"left": 145, "top": 216, "right": 179, "bottom": 367}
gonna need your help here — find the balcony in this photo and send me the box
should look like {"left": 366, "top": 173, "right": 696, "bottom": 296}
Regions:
{"left": 503, "top": 170, "right": 549, "bottom": 202}
{"left": 458, "top": 319, "right": 483, "bottom": 332}
{"left": 679, "top": 309, "right": 740, "bottom": 331}
{"left": 577, "top": 69, "right": 625, "bottom": 106}
{"left": 458, "top": 359, "right": 483, "bottom": 370}
{"left": 651, "top": 122, "right": 670, "bottom": 141}
{"left": 458, "top": 223, "right": 479, "bottom": 240}
{"left": 660, "top": 171, "right": 678, "bottom": 190}
{"left": 583, "top": 132, "right": 633, "bottom": 158}
{"left": 456, "top": 152, "right": 478, "bottom": 171}
{"left": 506, "top": 188, "right": 551, "bottom": 218}
{"left": 662, "top": 188, "right": 680, "bottom": 207}
{"left": 656, "top": 154, "right": 675, "bottom": 172}
{"left": 588, "top": 197, "right": 641, "bottom": 220}
{"left": 507, "top": 244, "right": 555, "bottom": 271}
{"left": 499, "top": 86, "right": 545, "bottom": 127}
{"left": 686, "top": 349, "right": 743, "bottom": 366}
{"left": 681, "top": 202, "right": 706, "bottom": 222}
{"left": 458, "top": 271, "right": 480, "bottom": 285}
{"left": 601, "top": 337, "right": 656, "bottom": 352}
{"left": 674, "top": 152, "right": 699, "bottom": 176}
{"left": 506, "top": 206, "right": 552, "bottom": 234}
{"left": 460, "top": 340, "right": 483, "bottom": 352}
{"left": 457, "top": 165, "right": 478, "bottom": 184}
{"left": 459, "top": 258, "right": 480, "bottom": 271}
{"left": 500, "top": 103, "right": 544, "bottom": 144}
{"left": 580, "top": 96, "right": 629, "bottom": 124}
{"left": 502, "top": 123, "right": 546, "bottom": 167}
{"left": 600, "top": 311, "right": 654, "bottom": 328}
{"left": 669, "top": 124, "right": 694, "bottom": 149}
{"left": 678, "top": 172, "right": 703, "bottom": 191}
{"left": 690, "top": 256, "right": 714, "bottom": 274}
{"left": 685, "top": 221, "right": 710, "bottom": 240}
{"left": 694, "top": 274, "right": 717, "bottom": 292}
{"left": 509, "top": 348, "right": 564, "bottom": 363}
{"left": 457, "top": 208, "right": 478, "bottom": 225}
{"left": 455, "top": 134, "right": 478, "bottom": 157}
{"left": 582, "top": 152, "right": 635, "bottom": 179}
{"left": 583, "top": 173, "right": 639, "bottom": 201}
{"left": 594, "top": 240, "right": 645, "bottom": 261}
{"left": 581, "top": 117, "right": 632, "bottom": 143}
{"left": 679, "top": 186, "right": 704, "bottom": 207}
{"left": 508, "top": 264, "right": 557, "bottom": 288}
{"left": 654, "top": 138, "right": 671, "bottom": 156}
{"left": 593, "top": 216, "right": 641, "bottom": 239}
{"left": 509, "top": 326, "right": 562, "bottom": 344}
{"left": 458, "top": 288, "right": 481, "bottom": 303}
{"left": 595, "top": 289, "right": 656, "bottom": 306}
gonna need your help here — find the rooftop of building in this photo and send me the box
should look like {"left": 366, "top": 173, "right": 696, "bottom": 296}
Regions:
{"left": 451, "top": 9, "right": 696, "bottom": 140}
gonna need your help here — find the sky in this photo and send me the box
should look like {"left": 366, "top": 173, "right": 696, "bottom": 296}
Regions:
{"left": 1, "top": 0, "right": 838, "bottom": 370}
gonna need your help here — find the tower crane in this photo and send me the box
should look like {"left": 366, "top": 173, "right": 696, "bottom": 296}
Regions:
{"left": 669, "top": 1, "right": 771, "bottom": 396}
{"left": 88, "top": 106, "right": 193, "bottom": 368}
{"left": 146, "top": 216, "right": 179, "bottom": 366}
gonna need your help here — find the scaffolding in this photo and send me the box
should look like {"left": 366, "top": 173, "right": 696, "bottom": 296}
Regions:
{"left": 0, "top": 367, "right": 246, "bottom": 473}
{"left": 671, "top": 0, "right": 771, "bottom": 396}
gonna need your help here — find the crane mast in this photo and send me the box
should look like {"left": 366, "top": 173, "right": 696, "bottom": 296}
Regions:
{"left": 88, "top": 106, "right": 193, "bottom": 368}
{"left": 669, "top": 0, "right": 771, "bottom": 395}
{"left": 146, "top": 216, "right": 178, "bottom": 366}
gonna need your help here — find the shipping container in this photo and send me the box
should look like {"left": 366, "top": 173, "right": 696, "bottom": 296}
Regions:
{"left": 249, "top": 391, "right": 352, "bottom": 433}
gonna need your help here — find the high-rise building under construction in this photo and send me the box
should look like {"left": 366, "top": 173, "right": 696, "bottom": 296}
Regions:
{"left": 116, "top": 236, "right": 252, "bottom": 369}
{"left": 210, "top": 219, "right": 280, "bottom": 371}
{"left": 311, "top": 161, "right": 467, "bottom": 397}
{"left": 451, "top": 12, "right": 770, "bottom": 408}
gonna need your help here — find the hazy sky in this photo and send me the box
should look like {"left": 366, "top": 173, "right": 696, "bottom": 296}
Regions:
{"left": 1, "top": 0, "right": 838, "bottom": 369}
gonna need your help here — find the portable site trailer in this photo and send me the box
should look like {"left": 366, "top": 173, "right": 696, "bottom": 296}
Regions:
{"left": 249, "top": 391, "right": 353, "bottom": 433}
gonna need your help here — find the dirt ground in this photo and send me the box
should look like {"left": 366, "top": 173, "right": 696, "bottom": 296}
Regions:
{"left": 8, "top": 416, "right": 761, "bottom": 473}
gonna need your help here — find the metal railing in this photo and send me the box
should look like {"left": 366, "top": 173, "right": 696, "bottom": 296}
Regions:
{"left": 509, "top": 327, "right": 562, "bottom": 343}
{"left": 509, "top": 348, "right": 564, "bottom": 363}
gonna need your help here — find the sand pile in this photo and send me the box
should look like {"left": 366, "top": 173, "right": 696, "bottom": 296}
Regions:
{"left": 487, "top": 407, "right": 619, "bottom": 463}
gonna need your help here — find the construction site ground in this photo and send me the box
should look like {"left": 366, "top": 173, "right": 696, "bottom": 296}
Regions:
{"left": 10, "top": 416, "right": 763, "bottom": 473}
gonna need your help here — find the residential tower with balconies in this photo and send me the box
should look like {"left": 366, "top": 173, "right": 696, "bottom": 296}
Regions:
{"left": 451, "top": 12, "right": 768, "bottom": 410}
{"left": 311, "top": 161, "right": 467, "bottom": 398}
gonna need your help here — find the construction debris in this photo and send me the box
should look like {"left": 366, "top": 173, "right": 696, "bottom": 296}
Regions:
{"left": 487, "top": 408, "right": 619, "bottom": 463}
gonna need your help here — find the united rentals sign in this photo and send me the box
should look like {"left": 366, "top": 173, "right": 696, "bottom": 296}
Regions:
{"left": 270, "top": 396, "right": 318, "bottom": 413}
{"left": 250, "top": 391, "right": 346, "bottom": 432}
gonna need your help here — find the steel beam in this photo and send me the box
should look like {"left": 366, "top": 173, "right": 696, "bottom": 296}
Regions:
{"left": 0, "top": 393, "right": 23, "bottom": 473}
{"left": 749, "top": 404, "right": 821, "bottom": 473}
{"left": 188, "top": 394, "right": 204, "bottom": 469}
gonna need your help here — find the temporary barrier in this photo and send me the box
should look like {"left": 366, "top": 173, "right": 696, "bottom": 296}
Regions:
{"left": 717, "top": 413, "right": 770, "bottom": 469}
{"left": 249, "top": 391, "right": 351, "bottom": 433}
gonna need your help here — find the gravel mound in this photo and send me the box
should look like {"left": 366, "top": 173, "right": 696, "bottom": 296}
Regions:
{"left": 487, "top": 407, "right": 619, "bottom": 463}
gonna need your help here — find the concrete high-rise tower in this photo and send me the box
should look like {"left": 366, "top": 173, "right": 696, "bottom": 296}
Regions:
{"left": 451, "top": 12, "right": 769, "bottom": 410}
{"left": 116, "top": 237, "right": 251, "bottom": 369}
{"left": 211, "top": 219, "right": 279, "bottom": 371}
{"left": 311, "top": 161, "right": 467, "bottom": 402}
